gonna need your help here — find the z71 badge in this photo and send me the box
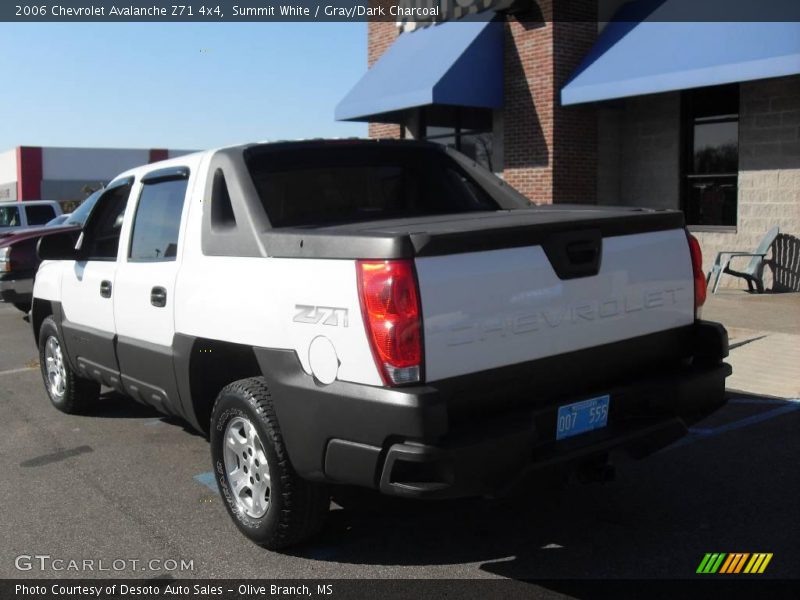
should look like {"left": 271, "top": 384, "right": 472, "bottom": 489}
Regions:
{"left": 293, "top": 305, "right": 349, "bottom": 327}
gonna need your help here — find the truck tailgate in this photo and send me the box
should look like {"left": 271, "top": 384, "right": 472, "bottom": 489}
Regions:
{"left": 416, "top": 227, "right": 694, "bottom": 382}
{"left": 262, "top": 204, "right": 695, "bottom": 384}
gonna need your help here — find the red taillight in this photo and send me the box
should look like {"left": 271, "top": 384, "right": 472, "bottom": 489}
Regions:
{"left": 686, "top": 232, "right": 706, "bottom": 313}
{"left": 356, "top": 259, "right": 422, "bottom": 386}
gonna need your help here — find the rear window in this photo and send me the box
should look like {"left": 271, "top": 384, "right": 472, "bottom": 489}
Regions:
{"left": 25, "top": 204, "right": 56, "bottom": 225}
{"left": 244, "top": 145, "right": 499, "bottom": 228}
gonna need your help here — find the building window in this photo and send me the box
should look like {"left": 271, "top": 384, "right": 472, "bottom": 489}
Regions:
{"left": 421, "top": 107, "right": 494, "bottom": 171}
{"left": 682, "top": 84, "right": 739, "bottom": 228}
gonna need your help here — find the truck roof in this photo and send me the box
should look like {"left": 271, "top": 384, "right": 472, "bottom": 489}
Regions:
{"left": 112, "top": 149, "right": 208, "bottom": 183}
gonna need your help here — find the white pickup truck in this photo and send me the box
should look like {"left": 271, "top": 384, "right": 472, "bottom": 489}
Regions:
{"left": 32, "top": 140, "right": 730, "bottom": 549}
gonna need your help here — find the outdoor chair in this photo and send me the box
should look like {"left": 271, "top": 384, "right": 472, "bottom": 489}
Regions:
{"left": 707, "top": 226, "right": 780, "bottom": 294}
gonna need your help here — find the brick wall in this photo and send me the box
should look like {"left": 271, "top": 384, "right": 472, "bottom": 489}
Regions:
{"left": 365, "top": 2, "right": 597, "bottom": 203}
{"left": 551, "top": 6, "right": 598, "bottom": 204}
{"left": 367, "top": 19, "right": 402, "bottom": 140}
{"left": 697, "top": 75, "right": 800, "bottom": 290}
{"left": 503, "top": 1, "right": 597, "bottom": 204}
{"left": 502, "top": 11, "right": 554, "bottom": 203}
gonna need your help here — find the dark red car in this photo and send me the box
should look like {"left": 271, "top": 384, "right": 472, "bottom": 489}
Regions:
{"left": 0, "top": 191, "right": 100, "bottom": 312}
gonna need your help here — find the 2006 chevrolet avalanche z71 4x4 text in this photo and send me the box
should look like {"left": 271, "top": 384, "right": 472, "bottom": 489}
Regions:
{"left": 31, "top": 140, "right": 730, "bottom": 549}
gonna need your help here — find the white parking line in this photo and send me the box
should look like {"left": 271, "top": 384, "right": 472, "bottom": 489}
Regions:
{"left": 0, "top": 367, "right": 37, "bottom": 377}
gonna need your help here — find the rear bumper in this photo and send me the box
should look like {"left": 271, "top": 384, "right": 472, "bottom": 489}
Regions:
{"left": 0, "top": 271, "right": 34, "bottom": 305}
{"left": 254, "top": 321, "right": 730, "bottom": 499}
{"left": 376, "top": 361, "right": 729, "bottom": 498}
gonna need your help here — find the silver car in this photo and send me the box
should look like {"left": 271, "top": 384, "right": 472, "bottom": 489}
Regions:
{"left": 0, "top": 200, "right": 63, "bottom": 235}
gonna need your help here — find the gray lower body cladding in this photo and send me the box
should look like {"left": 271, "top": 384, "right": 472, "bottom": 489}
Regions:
{"left": 255, "top": 321, "right": 730, "bottom": 498}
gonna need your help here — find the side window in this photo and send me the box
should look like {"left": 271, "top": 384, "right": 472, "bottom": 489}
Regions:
{"left": 0, "top": 205, "right": 20, "bottom": 227}
{"left": 25, "top": 204, "right": 57, "bottom": 226}
{"left": 129, "top": 178, "right": 188, "bottom": 262}
{"left": 81, "top": 183, "right": 132, "bottom": 260}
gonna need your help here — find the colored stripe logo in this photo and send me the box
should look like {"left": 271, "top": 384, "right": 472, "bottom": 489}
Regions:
{"left": 697, "top": 553, "right": 773, "bottom": 574}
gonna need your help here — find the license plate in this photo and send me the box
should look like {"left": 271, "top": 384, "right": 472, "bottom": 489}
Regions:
{"left": 556, "top": 395, "right": 610, "bottom": 440}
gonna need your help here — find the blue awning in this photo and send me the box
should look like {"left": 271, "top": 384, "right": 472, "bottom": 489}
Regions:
{"left": 336, "top": 13, "right": 503, "bottom": 122}
{"left": 562, "top": 0, "right": 800, "bottom": 106}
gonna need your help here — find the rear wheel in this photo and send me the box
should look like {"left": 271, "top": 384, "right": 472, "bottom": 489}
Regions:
{"left": 210, "top": 377, "right": 329, "bottom": 549}
{"left": 38, "top": 316, "right": 100, "bottom": 413}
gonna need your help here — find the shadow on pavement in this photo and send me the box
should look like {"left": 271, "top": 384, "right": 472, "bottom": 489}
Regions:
{"left": 85, "top": 391, "right": 161, "bottom": 418}
{"left": 286, "top": 393, "right": 798, "bottom": 579}
{"left": 80, "top": 391, "right": 206, "bottom": 438}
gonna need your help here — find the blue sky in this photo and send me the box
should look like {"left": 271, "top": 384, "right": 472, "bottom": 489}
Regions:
{"left": 0, "top": 23, "right": 367, "bottom": 151}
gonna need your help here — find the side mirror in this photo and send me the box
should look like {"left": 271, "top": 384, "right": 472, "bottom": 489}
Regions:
{"left": 37, "top": 231, "right": 80, "bottom": 261}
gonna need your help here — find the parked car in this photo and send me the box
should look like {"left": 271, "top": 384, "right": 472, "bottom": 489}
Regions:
{"left": 32, "top": 140, "right": 730, "bottom": 549}
{"left": 0, "top": 200, "right": 63, "bottom": 235}
{"left": 1, "top": 192, "right": 100, "bottom": 311}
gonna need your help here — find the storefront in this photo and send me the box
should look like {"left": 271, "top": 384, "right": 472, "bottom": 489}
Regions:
{"left": 337, "top": 0, "right": 800, "bottom": 290}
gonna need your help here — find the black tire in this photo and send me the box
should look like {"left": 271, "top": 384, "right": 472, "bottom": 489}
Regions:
{"left": 210, "top": 377, "right": 329, "bottom": 549}
{"left": 38, "top": 316, "right": 100, "bottom": 414}
{"left": 13, "top": 302, "right": 31, "bottom": 313}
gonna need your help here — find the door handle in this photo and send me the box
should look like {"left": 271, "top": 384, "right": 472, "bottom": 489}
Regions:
{"left": 150, "top": 286, "right": 167, "bottom": 308}
{"left": 100, "top": 280, "right": 112, "bottom": 298}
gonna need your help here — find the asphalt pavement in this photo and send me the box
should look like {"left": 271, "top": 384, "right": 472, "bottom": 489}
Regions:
{"left": 0, "top": 301, "right": 798, "bottom": 585}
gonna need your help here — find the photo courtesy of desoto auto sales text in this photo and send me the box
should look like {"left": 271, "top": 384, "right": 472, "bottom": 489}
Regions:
{"left": 0, "top": 1, "right": 798, "bottom": 599}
